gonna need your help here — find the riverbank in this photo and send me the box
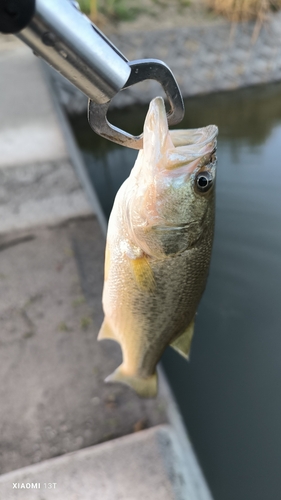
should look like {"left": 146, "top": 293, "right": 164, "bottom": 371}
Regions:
{"left": 52, "top": 11, "right": 281, "bottom": 114}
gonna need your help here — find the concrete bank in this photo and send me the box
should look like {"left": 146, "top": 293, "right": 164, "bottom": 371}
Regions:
{"left": 0, "top": 40, "right": 94, "bottom": 232}
{"left": 52, "top": 12, "right": 281, "bottom": 113}
{"left": 0, "top": 38, "right": 213, "bottom": 499}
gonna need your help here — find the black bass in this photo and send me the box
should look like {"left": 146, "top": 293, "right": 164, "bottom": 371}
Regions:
{"left": 98, "top": 96, "right": 218, "bottom": 398}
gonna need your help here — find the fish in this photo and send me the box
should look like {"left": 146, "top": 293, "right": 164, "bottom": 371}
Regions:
{"left": 98, "top": 96, "right": 218, "bottom": 398}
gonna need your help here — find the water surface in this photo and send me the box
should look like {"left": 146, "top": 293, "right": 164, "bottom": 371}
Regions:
{"left": 70, "top": 83, "right": 281, "bottom": 500}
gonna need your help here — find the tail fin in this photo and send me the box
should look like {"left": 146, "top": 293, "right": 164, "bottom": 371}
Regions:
{"left": 105, "top": 365, "right": 158, "bottom": 399}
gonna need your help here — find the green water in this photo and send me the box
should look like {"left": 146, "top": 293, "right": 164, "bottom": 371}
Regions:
{"left": 70, "top": 83, "right": 281, "bottom": 500}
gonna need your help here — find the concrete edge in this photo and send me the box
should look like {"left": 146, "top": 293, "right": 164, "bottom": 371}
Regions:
{"left": 0, "top": 425, "right": 168, "bottom": 483}
{"left": 41, "top": 61, "right": 108, "bottom": 236}
{"left": 158, "top": 366, "right": 213, "bottom": 500}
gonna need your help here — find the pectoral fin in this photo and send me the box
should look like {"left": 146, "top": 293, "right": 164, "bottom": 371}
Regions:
{"left": 105, "top": 364, "right": 158, "bottom": 398}
{"left": 170, "top": 318, "right": 195, "bottom": 359}
{"left": 130, "top": 255, "right": 155, "bottom": 293}
{"left": 98, "top": 319, "right": 119, "bottom": 343}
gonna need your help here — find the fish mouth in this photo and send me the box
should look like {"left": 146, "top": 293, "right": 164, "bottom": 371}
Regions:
{"left": 165, "top": 143, "right": 217, "bottom": 174}
{"left": 170, "top": 125, "right": 218, "bottom": 158}
{"left": 140, "top": 96, "right": 218, "bottom": 174}
{"left": 164, "top": 125, "right": 218, "bottom": 173}
{"left": 171, "top": 125, "right": 218, "bottom": 149}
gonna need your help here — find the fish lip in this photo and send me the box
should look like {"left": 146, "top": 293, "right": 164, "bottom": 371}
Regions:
{"left": 163, "top": 145, "right": 217, "bottom": 175}
{"left": 170, "top": 125, "right": 218, "bottom": 150}
{"left": 163, "top": 126, "right": 218, "bottom": 173}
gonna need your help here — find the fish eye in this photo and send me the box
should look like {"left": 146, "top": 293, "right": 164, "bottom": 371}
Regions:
{"left": 195, "top": 171, "right": 213, "bottom": 193}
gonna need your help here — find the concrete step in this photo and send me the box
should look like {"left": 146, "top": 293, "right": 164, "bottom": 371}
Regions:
{"left": 0, "top": 425, "right": 194, "bottom": 500}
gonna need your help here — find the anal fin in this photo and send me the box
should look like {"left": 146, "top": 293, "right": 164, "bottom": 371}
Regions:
{"left": 170, "top": 318, "right": 195, "bottom": 360}
{"left": 98, "top": 319, "right": 119, "bottom": 343}
{"left": 105, "top": 364, "right": 158, "bottom": 398}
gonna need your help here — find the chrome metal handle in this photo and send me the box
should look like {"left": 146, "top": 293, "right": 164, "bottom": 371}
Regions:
{"left": 17, "top": 0, "right": 131, "bottom": 104}
{"left": 15, "top": 0, "right": 185, "bottom": 148}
